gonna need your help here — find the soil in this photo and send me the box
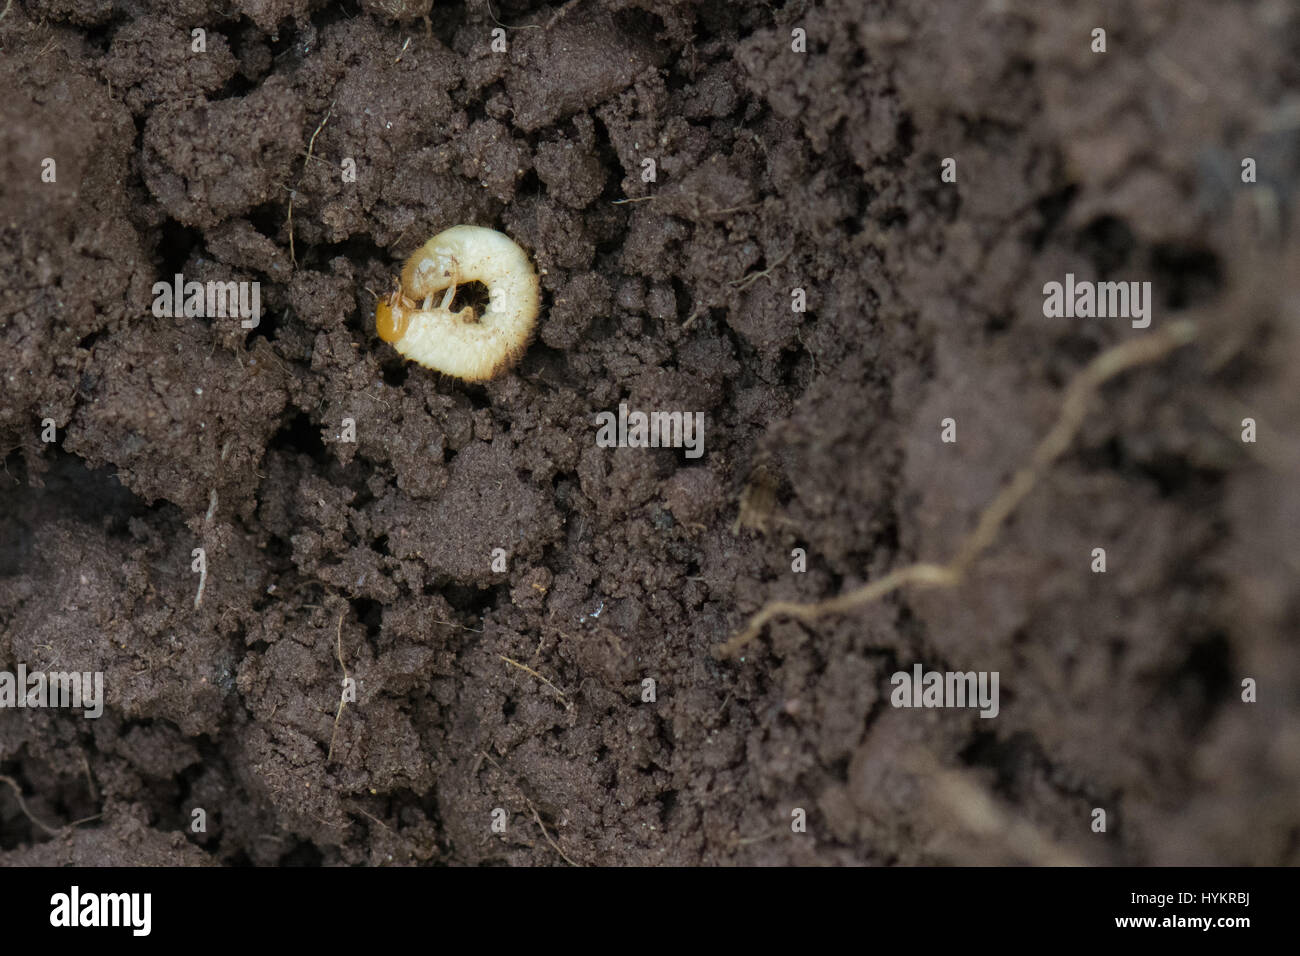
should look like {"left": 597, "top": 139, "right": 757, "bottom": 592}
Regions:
{"left": 1, "top": 0, "right": 1298, "bottom": 866}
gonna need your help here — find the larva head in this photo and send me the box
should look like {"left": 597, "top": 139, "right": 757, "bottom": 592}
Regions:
{"left": 375, "top": 291, "right": 410, "bottom": 344}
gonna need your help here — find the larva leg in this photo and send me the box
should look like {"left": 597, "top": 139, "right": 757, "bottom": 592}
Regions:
{"left": 419, "top": 259, "right": 461, "bottom": 313}
{"left": 438, "top": 257, "right": 461, "bottom": 313}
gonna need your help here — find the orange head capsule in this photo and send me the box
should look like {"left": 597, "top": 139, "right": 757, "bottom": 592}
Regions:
{"left": 376, "top": 293, "right": 409, "bottom": 343}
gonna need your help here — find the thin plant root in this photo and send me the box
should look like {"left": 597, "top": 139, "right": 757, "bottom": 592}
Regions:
{"left": 327, "top": 612, "right": 349, "bottom": 763}
{"left": 0, "top": 774, "right": 61, "bottom": 835}
{"left": 477, "top": 752, "right": 580, "bottom": 866}
{"left": 499, "top": 655, "right": 569, "bottom": 705}
{"left": 911, "top": 752, "right": 1087, "bottom": 865}
{"left": 287, "top": 98, "right": 336, "bottom": 268}
{"left": 0, "top": 774, "right": 100, "bottom": 835}
{"left": 714, "top": 319, "right": 1200, "bottom": 660}
{"left": 729, "top": 249, "right": 791, "bottom": 292}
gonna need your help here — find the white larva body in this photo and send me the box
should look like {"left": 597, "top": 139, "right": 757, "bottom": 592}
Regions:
{"left": 377, "top": 225, "right": 540, "bottom": 381}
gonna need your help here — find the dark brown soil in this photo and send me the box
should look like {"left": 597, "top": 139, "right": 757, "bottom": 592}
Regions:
{"left": 2, "top": 0, "right": 1297, "bottom": 865}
